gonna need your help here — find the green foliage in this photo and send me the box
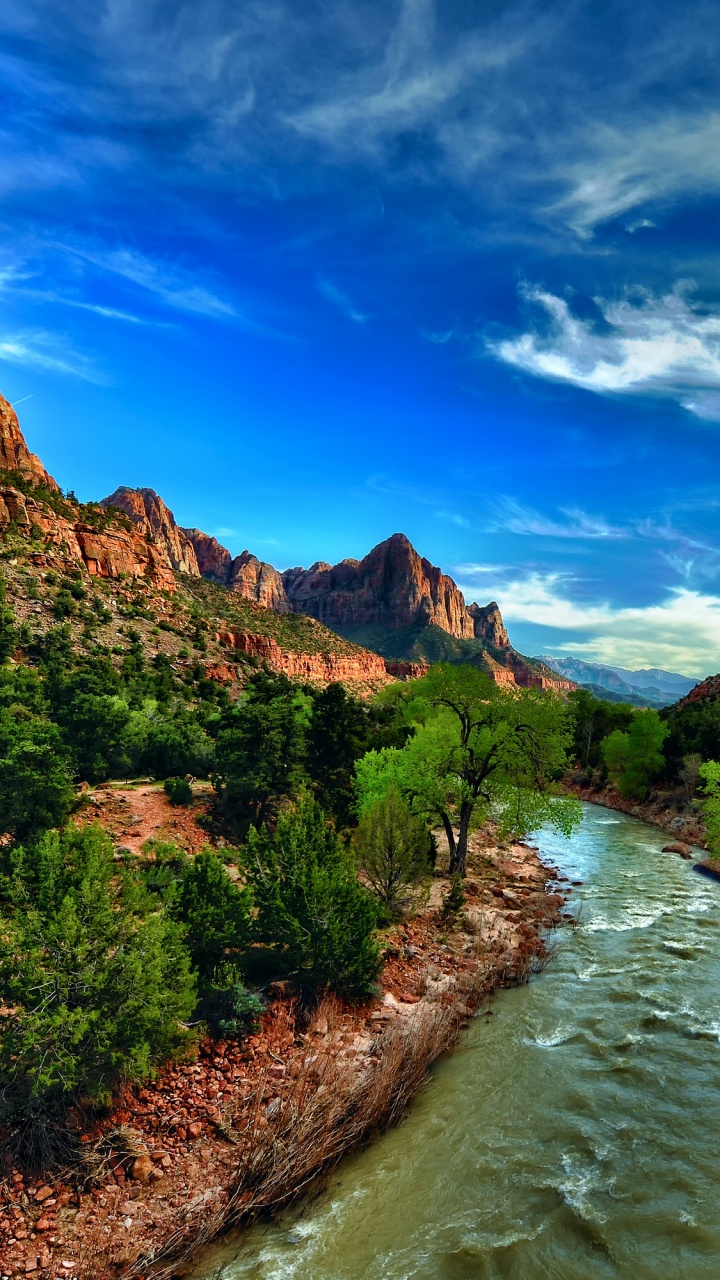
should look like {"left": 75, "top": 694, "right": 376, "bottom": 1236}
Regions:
{"left": 699, "top": 761, "right": 720, "bottom": 866}
{"left": 215, "top": 671, "right": 308, "bottom": 829}
{"left": 245, "top": 797, "right": 380, "bottom": 997}
{"left": 0, "top": 708, "right": 74, "bottom": 841}
{"left": 567, "top": 688, "right": 635, "bottom": 771}
{"left": 164, "top": 776, "right": 193, "bottom": 805}
{"left": 194, "top": 968, "right": 265, "bottom": 1038}
{"left": 661, "top": 696, "right": 720, "bottom": 780}
{"left": 0, "top": 825, "right": 195, "bottom": 1118}
{"left": 0, "top": 575, "right": 16, "bottom": 662}
{"left": 601, "top": 709, "right": 668, "bottom": 799}
{"left": 353, "top": 789, "right": 431, "bottom": 916}
{"left": 170, "top": 848, "right": 253, "bottom": 985}
{"left": 355, "top": 665, "right": 579, "bottom": 874}
{"left": 306, "top": 682, "right": 371, "bottom": 825}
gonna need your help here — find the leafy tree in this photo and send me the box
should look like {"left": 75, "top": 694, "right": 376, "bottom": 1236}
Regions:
{"left": 55, "top": 693, "right": 132, "bottom": 782}
{"left": 355, "top": 665, "right": 580, "bottom": 875}
{"left": 699, "top": 761, "right": 720, "bottom": 865}
{"left": 214, "top": 672, "right": 308, "bottom": 828}
{"left": 245, "top": 797, "right": 380, "bottom": 997}
{"left": 0, "top": 709, "right": 74, "bottom": 841}
{"left": 170, "top": 848, "right": 253, "bottom": 985}
{"left": 353, "top": 789, "right": 431, "bottom": 916}
{"left": 0, "top": 825, "right": 195, "bottom": 1122}
{"left": 601, "top": 709, "right": 668, "bottom": 799}
{"left": 567, "top": 688, "right": 635, "bottom": 770}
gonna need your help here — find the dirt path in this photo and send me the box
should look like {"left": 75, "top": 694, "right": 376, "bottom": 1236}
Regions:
{"left": 75, "top": 782, "right": 215, "bottom": 856}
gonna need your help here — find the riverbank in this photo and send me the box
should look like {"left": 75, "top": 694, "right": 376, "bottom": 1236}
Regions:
{"left": 565, "top": 773, "right": 708, "bottom": 849}
{"left": 0, "top": 828, "right": 569, "bottom": 1280}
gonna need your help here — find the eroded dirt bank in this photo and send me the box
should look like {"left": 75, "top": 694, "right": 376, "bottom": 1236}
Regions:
{"left": 0, "top": 789, "right": 572, "bottom": 1280}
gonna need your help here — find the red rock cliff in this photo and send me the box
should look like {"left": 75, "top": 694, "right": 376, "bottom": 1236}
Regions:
{"left": 0, "top": 394, "right": 59, "bottom": 490}
{"left": 102, "top": 487, "right": 199, "bottom": 575}
{"left": 281, "top": 533, "right": 477, "bottom": 637}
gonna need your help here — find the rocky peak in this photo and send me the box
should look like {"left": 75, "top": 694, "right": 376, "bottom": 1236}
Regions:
{"left": 0, "top": 393, "right": 59, "bottom": 490}
{"left": 280, "top": 533, "right": 476, "bottom": 637}
{"left": 181, "top": 528, "right": 233, "bottom": 583}
{"left": 101, "top": 486, "right": 199, "bottom": 575}
{"left": 467, "top": 601, "right": 510, "bottom": 650}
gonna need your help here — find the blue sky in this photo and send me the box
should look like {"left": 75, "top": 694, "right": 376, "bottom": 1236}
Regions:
{"left": 1, "top": 0, "right": 720, "bottom": 675}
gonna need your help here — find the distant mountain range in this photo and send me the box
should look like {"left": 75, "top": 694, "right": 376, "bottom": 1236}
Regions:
{"left": 537, "top": 655, "right": 701, "bottom": 708}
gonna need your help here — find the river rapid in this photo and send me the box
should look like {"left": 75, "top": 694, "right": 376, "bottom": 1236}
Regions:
{"left": 193, "top": 803, "right": 720, "bottom": 1280}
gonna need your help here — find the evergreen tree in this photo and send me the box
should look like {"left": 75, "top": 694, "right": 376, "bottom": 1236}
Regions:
{"left": 353, "top": 789, "right": 431, "bottom": 916}
{"left": 171, "top": 848, "right": 253, "bottom": 984}
{"left": 0, "top": 575, "right": 16, "bottom": 663}
{"left": 0, "top": 708, "right": 74, "bottom": 841}
{"left": 0, "top": 825, "right": 195, "bottom": 1119}
{"left": 246, "top": 797, "right": 380, "bottom": 997}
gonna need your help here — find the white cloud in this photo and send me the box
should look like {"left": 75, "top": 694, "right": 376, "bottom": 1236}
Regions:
{"left": 491, "top": 283, "right": 720, "bottom": 419}
{"left": 548, "top": 113, "right": 720, "bottom": 236}
{"left": 456, "top": 567, "right": 720, "bottom": 674}
{"left": 485, "top": 497, "right": 627, "bottom": 539}
{"left": 59, "top": 243, "right": 237, "bottom": 320}
{"left": 0, "top": 329, "right": 101, "bottom": 381}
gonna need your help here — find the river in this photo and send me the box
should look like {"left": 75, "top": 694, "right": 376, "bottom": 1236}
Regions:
{"left": 192, "top": 803, "right": 720, "bottom": 1280}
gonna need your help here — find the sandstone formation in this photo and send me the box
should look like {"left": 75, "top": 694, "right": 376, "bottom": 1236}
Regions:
{"left": 0, "top": 393, "right": 58, "bottom": 490}
{"left": 673, "top": 672, "right": 720, "bottom": 709}
{"left": 217, "top": 628, "right": 392, "bottom": 688}
{"left": 467, "top": 601, "right": 510, "bottom": 649}
{"left": 280, "top": 533, "right": 476, "bottom": 637}
{"left": 102, "top": 487, "right": 199, "bottom": 575}
{"left": 180, "top": 528, "right": 232, "bottom": 583}
{"left": 0, "top": 485, "right": 176, "bottom": 590}
{"left": 181, "top": 532, "right": 290, "bottom": 610}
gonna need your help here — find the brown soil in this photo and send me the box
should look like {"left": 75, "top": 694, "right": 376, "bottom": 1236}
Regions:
{"left": 0, "top": 789, "right": 570, "bottom": 1280}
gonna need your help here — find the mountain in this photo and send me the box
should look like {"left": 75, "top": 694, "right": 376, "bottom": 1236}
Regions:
{"left": 538, "top": 655, "right": 700, "bottom": 708}
{"left": 0, "top": 393, "right": 572, "bottom": 694}
{"left": 0, "top": 393, "right": 59, "bottom": 490}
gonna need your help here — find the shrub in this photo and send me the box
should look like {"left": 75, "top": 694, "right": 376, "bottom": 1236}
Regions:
{"left": 194, "top": 967, "right": 265, "bottom": 1038}
{"left": 164, "top": 776, "right": 193, "bottom": 806}
{"left": 246, "top": 797, "right": 380, "bottom": 997}
{"left": 353, "top": 789, "right": 431, "bottom": 916}
{"left": 0, "top": 825, "right": 196, "bottom": 1128}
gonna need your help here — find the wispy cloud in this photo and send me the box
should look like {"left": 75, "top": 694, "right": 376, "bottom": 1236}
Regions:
{"left": 547, "top": 112, "right": 720, "bottom": 236}
{"left": 485, "top": 497, "right": 627, "bottom": 540}
{"left": 62, "top": 244, "right": 237, "bottom": 320}
{"left": 317, "top": 278, "right": 368, "bottom": 323}
{"left": 0, "top": 329, "right": 101, "bottom": 381}
{"left": 491, "top": 282, "right": 720, "bottom": 419}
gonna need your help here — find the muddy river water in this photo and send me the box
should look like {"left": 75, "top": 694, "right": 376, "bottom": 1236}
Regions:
{"left": 194, "top": 803, "right": 720, "bottom": 1280}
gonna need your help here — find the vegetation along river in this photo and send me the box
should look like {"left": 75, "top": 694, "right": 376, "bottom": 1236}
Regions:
{"left": 194, "top": 802, "right": 720, "bottom": 1280}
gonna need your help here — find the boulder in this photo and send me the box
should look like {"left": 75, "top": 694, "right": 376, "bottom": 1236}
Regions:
{"left": 662, "top": 841, "right": 694, "bottom": 858}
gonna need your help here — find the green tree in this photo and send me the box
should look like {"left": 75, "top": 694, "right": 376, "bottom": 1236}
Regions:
{"left": 567, "top": 688, "right": 635, "bottom": 770}
{"left": 699, "top": 761, "right": 720, "bottom": 865}
{"left": 353, "top": 789, "right": 431, "bottom": 916}
{"left": 601, "top": 709, "right": 668, "bottom": 799}
{"left": 0, "top": 709, "right": 74, "bottom": 841}
{"left": 245, "top": 797, "right": 380, "bottom": 997}
{"left": 215, "top": 673, "right": 308, "bottom": 828}
{"left": 306, "top": 682, "right": 370, "bottom": 825}
{"left": 0, "top": 825, "right": 195, "bottom": 1123}
{"left": 355, "top": 665, "right": 579, "bottom": 875}
{"left": 170, "top": 848, "right": 253, "bottom": 985}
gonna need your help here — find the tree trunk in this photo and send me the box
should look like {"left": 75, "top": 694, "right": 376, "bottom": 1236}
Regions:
{"left": 440, "top": 812, "right": 457, "bottom": 870}
{"left": 453, "top": 801, "right": 474, "bottom": 877}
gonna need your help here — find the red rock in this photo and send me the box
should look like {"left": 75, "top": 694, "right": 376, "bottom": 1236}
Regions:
{"left": 34, "top": 1217, "right": 51, "bottom": 1232}
{"left": 101, "top": 487, "right": 199, "bottom": 574}
{"left": 662, "top": 841, "right": 693, "bottom": 858}
{"left": 33, "top": 1186, "right": 53, "bottom": 1203}
{"left": 187, "top": 1122, "right": 202, "bottom": 1140}
{"left": 130, "top": 1154, "right": 153, "bottom": 1182}
{"left": 0, "top": 394, "right": 58, "bottom": 489}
